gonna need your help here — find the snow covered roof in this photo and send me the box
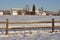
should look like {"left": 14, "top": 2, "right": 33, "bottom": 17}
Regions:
{"left": 11, "top": 8, "right": 23, "bottom": 10}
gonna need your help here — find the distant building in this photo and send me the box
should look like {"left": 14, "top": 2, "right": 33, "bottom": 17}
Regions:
{"left": 24, "top": 10, "right": 33, "bottom": 15}
{"left": 3, "top": 10, "right": 11, "bottom": 15}
{"left": 41, "top": 12, "right": 46, "bottom": 15}
{"left": 0, "top": 8, "right": 59, "bottom": 16}
{"left": 11, "top": 8, "right": 25, "bottom": 15}
{"left": 11, "top": 8, "right": 19, "bottom": 15}
{"left": 18, "top": 10, "right": 22, "bottom": 15}
{"left": 35, "top": 10, "right": 40, "bottom": 15}
{"left": 52, "top": 12, "right": 59, "bottom": 16}
{"left": 45, "top": 11, "right": 59, "bottom": 16}
{"left": 0, "top": 10, "right": 3, "bottom": 15}
{"left": 37, "top": 7, "right": 46, "bottom": 16}
{"left": 45, "top": 11, "right": 52, "bottom": 16}
{"left": 35, "top": 10, "right": 46, "bottom": 16}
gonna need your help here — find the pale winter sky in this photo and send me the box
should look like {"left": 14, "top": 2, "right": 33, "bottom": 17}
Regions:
{"left": 0, "top": 0, "right": 60, "bottom": 11}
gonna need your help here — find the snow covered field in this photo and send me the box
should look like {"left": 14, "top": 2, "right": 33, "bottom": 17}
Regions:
{"left": 0, "top": 15, "right": 60, "bottom": 28}
{"left": 0, "top": 15, "right": 60, "bottom": 40}
{"left": 0, "top": 30, "right": 60, "bottom": 40}
{"left": 0, "top": 15, "right": 60, "bottom": 22}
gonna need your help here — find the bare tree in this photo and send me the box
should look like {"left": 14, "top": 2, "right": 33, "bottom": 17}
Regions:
{"left": 57, "top": 10, "right": 60, "bottom": 16}
{"left": 58, "top": 10, "right": 60, "bottom": 14}
{"left": 24, "top": 4, "right": 29, "bottom": 12}
{"left": 41, "top": 7, "right": 44, "bottom": 11}
{"left": 23, "top": 4, "right": 30, "bottom": 15}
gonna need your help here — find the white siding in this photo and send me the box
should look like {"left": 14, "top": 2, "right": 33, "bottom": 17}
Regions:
{"left": 22, "top": 13, "right": 25, "bottom": 15}
{"left": 42, "top": 12, "right": 46, "bottom": 15}
{"left": 12, "top": 11, "right": 18, "bottom": 15}
{"left": 0, "top": 12, "right": 3, "bottom": 15}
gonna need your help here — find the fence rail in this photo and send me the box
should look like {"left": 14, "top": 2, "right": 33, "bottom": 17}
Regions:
{"left": 0, "top": 21, "right": 60, "bottom": 24}
{"left": 0, "top": 18, "right": 60, "bottom": 35}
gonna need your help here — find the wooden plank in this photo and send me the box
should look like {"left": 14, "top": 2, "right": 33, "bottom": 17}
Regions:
{"left": 5, "top": 19, "right": 8, "bottom": 35}
{"left": 0, "top": 22, "right": 6, "bottom": 23}
{"left": 0, "top": 26, "right": 60, "bottom": 30}
{"left": 52, "top": 19, "right": 54, "bottom": 32}
{"left": 55, "top": 21, "right": 60, "bottom": 22}
{"left": 0, "top": 21, "right": 60, "bottom": 24}
{"left": 8, "top": 21, "right": 52, "bottom": 24}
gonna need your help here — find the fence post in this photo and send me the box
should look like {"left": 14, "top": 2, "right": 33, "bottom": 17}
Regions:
{"left": 52, "top": 18, "right": 54, "bottom": 33}
{"left": 5, "top": 19, "right": 8, "bottom": 35}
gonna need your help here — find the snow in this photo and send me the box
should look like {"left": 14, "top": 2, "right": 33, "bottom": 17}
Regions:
{"left": 0, "top": 15, "right": 60, "bottom": 28}
{"left": 0, "top": 30, "right": 60, "bottom": 40}
{"left": 0, "top": 15, "right": 60, "bottom": 40}
{"left": 0, "top": 15, "right": 60, "bottom": 22}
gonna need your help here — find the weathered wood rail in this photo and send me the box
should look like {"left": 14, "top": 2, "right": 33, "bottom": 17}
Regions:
{"left": 0, "top": 18, "right": 60, "bottom": 35}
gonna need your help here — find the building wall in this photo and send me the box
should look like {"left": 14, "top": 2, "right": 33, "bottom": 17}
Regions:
{"left": 42, "top": 12, "right": 46, "bottom": 15}
{"left": 12, "top": 11, "right": 18, "bottom": 15}
{"left": 18, "top": 10, "right": 22, "bottom": 15}
{"left": 3, "top": 10, "right": 11, "bottom": 15}
{"left": 0, "top": 12, "right": 3, "bottom": 15}
{"left": 36, "top": 11, "right": 46, "bottom": 16}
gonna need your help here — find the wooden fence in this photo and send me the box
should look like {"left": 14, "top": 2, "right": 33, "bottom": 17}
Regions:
{"left": 0, "top": 19, "right": 60, "bottom": 35}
